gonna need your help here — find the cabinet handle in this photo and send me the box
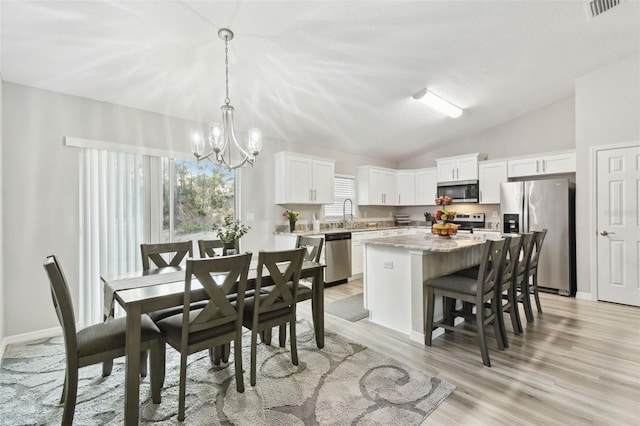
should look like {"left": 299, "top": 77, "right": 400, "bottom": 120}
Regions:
{"left": 536, "top": 160, "right": 540, "bottom": 173}
{"left": 452, "top": 169, "right": 455, "bottom": 180}
{"left": 314, "top": 189, "right": 317, "bottom": 201}
{"left": 542, "top": 160, "right": 546, "bottom": 172}
{"left": 398, "top": 194, "right": 401, "bottom": 204}
{"left": 456, "top": 168, "right": 459, "bottom": 180}
{"left": 310, "top": 189, "right": 313, "bottom": 201}
{"left": 479, "top": 190, "right": 482, "bottom": 203}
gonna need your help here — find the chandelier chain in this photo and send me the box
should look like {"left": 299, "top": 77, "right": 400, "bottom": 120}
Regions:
{"left": 224, "top": 37, "right": 230, "bottom": 106}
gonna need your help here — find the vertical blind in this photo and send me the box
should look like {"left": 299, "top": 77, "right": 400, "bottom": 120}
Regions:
{"left": 79, "top": 150, "right": 147, "bottom": 325}
{"left": 324, "top": 175, "right": 355, "bottom": 217}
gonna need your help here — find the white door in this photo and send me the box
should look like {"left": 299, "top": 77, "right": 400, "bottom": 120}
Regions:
{"left": 312, "top": 159, "right": 335, "bottom": 204}
{"left": 597, "top": 145, "right": 640, "bottom": 306}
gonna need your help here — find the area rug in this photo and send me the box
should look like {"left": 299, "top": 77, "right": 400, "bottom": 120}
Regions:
{"left": 325, "top": 293, "right": 369, "bottom": 322}
{"left": 0, "top": 321, "right": 454, "bottom": 425}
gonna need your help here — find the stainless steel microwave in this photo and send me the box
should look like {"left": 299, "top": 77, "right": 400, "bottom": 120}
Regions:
{"left": 436, "top": 180, "right": 479, "bottom": 203}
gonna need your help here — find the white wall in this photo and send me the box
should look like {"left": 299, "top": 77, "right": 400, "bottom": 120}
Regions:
{"left": 1, "top": 83, "right": 206, "bottom": 337}
{"left": 0, "top": 2, "right": 5, "bottom": 351}
{"left": 574, "top": 52, "right": 640, "bottom": 295}
{"left": 1, "top": 82, "right": 397, "bottom": 339}
{"left": 399, "top": 96, "right": 575, "bottom": 168}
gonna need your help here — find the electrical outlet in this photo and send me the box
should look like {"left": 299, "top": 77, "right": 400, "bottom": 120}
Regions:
{"left": 246, "top": 213, "right": 255, "bottom": 222}
{"left": 492, "top": 211, "right": 498, "bottom": 218}
{"left": 383, "top": 261, "right": 393, "bottom": 269}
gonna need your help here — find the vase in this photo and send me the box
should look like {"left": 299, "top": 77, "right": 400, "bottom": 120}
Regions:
{"left": 223, "top": 241, "right": 237, "bottom": 256}
{"left": 289, "top": 219, "right": 297, "bottom": 233}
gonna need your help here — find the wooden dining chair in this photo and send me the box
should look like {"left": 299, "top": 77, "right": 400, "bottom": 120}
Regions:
{"left": 264, "top": 236, "right": 323, "bottom": 346}
{"left": 197, "top": 239, "right": 224, "bottom": 258}
{"left": 140, "top": 241, "right": 192, "bottom": 270}
{"left": 44, "top": 255, "right": 165, "bottom": 425}
{"left": 243, "top": 248, "right": 305, "bottom": 386}
{"left": 425, "top": 239, "right": 508, "bottom": 367}
{"left": 514, "top": 232, "right": 536, "bottom": 327}
{"left": 496, "top": 234, "right": 523, "bottom": 348}
{"left": 155, "top": 253, "right": 252, "bottom": 421}
{"left": 528, "top": 229, "right": 548, "bottom": 314}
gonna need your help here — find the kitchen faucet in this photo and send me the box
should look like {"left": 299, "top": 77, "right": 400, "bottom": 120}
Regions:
{"left": 342, "top": 198, "right": 353, "bottom": 227}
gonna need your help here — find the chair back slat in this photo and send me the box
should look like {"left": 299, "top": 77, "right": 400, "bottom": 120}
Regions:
{"left": 198, "top": 239, "right": 224, "bottom": 258}
{"left": 517, "top": 233, "right": 536, "bottom": 282}
{"left": 528, "top": 229, "right": 548, "bottom": 270}
{"left": 502, "top": 235, "right": 523, "bottom": 287}
{"left": 296, "top": 236, "right": 323, "bottom": 262}
{"left": 43, "top": 255, "right": 78, "bottom": 354}
{"left": 477, "top": 239, "right": 508, "bottom": 296}
{"left": 141, "top": 241, "right": 193, "bottom": 270}
{"left": 254, "top": 248, "right": 305, "bottom": 314}
{"left": 183, "top": 253, "right": 252, "bottom": 333}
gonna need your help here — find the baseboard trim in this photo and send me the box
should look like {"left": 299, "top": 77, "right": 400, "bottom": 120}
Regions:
{"left": 1, "top": 326, "right": 62, "bottom": 361}
{"left": 575, "top": 291, "right": 595, "bottom": 301}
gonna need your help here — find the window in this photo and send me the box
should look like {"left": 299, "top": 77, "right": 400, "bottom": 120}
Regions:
{"left": 162, "top": 158, "right": 235, "bottom": 242}
{"left": 324, "top": 174, "right": 355, "bottom": 218}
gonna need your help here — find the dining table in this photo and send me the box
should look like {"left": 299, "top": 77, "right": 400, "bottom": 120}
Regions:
{"left": 103, "top": 259, "right": 326, "bottom": 425}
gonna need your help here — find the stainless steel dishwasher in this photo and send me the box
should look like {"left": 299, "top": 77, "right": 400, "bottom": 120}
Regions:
{"left": 324, "top": 231, "right": 352, "bottom": 285}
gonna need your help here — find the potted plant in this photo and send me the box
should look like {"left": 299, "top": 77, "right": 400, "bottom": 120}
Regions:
{"left": 212, "top": 214, "right": 251, "bottom": 254}
{"left": 283, "top": 209, "right": 300, "bottom": 232}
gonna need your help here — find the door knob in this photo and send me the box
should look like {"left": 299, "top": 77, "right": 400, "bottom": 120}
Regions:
{"left": 600, "top": 230, "right": 615, "bottom": 236}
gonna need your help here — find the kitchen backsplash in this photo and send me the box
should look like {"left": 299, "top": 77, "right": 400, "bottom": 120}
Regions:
{"left": 275, "top": 219, "right": 426, "bottom": 233}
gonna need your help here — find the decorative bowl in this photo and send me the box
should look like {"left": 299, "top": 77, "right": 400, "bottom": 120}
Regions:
{"left": 431, "top": 225, "right": 458, "bottom": 238}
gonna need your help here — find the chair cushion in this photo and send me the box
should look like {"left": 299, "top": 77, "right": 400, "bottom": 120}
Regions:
{"left": 242, "top": 294, "right": 292, "bottom": 328}
{"left": 261, "top": 281, "right": 311, "bottom": 301}
{"left": 155, "top": 309, "right": 236, "bottom": 347}
{"left": 76, "top": 314, "right": 160, "bottom": 358}
{"left": 148, "top": 300, "right": 208, "bottom": 322}
{"left": 427, "top": 275, "right": 478, "bottom": 296}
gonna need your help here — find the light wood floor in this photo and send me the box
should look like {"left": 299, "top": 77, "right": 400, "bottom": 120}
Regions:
{"left": 297, "top": 279, "right": 640, "bottom": 425}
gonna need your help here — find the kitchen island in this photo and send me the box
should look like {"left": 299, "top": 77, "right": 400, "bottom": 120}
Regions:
{"left": 362, "top": 233, "right": 487, "bottom": 343}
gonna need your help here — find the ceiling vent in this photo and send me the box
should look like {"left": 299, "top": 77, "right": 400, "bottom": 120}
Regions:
{"left": 588, "top": 0, "right": 622, "bottom": 18}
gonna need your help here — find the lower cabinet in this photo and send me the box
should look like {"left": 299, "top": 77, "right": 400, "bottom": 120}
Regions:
{"left": 351, "top": 231, "right": 380, "bottom": 276}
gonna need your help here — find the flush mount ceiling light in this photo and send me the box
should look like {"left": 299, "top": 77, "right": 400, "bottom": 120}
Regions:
{"left": 191, "top": 28, "right": 262, "bottom": 170}
{"left": 412, "top": 88, "right": 463, "bottom": 118}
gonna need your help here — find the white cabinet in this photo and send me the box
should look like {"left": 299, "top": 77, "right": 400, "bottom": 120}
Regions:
{"left": 478, "top": 160, "right": 508, "bottom": 204}
{"left": 274, "top": 233, "right": 299, "bottom": 250}
{"left": 351, "top": 231, "right": 381, "bottom": 276}
{"left": 415, "top": 168, "right": 438, "bottom": 206}
{"left": 357, "top": 166, "right": 396, "bottom": 205}
{"left": 436, "top": 153, "right": 483, "bottom": 183}
{"left": 274, "top": 152, "right": 335, "bottom": 204}
{"left": 395, "top": 170, "right": 415, "bottom": 206}
{"left": 507, "top": 151, "right": 576, "bottom": 178}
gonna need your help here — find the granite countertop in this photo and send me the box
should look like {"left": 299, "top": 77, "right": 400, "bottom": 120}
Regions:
{"left": 363, "top": 233, "right": 487, "bottom": 252}
{"left": 275, "top": 226, "right": 430, "bottom": 237}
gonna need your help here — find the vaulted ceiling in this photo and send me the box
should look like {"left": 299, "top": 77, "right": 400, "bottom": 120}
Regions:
{"left": 2, "top": 1, "right": 639, "bottom": 162}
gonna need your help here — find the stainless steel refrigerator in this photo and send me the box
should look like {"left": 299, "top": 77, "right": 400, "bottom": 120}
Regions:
{"left": 500, "top": 178, "right": 576, "bottom": 296}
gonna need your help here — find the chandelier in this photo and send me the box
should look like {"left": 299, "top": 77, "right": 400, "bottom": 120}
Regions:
{"left": 191, "top": 28, "right": 262, "bottom": 170}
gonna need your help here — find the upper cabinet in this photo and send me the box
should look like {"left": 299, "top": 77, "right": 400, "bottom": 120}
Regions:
{"left": 274, "top": 152, "right": 335, "bottom": 204}
{"left": 415, "top": 168, "right": 438, "bottom": 206}
{"left": 395, "top": 170, "right": 416, "bottom": 206}
{"left": 507, "top": 151, "right": 576, "bottom": 178}
{"left": 357, "top": 166, "right": 396, "bottom": 205}
{"left": 436, "top": 153, "right": 484, "bottom": 182}
{"left": 478, "top": 160, "right": 507, "bottom": 204}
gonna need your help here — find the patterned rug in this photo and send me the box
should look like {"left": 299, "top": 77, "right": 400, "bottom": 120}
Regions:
{"left": 0, "top": 321, "right": 454, "bottom": 425}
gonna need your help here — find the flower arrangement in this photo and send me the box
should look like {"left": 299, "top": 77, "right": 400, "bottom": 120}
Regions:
{"left": 212, "top": 214, "right": 251, "bottom": 244}
{"left": 432, "top": 196, "right": 458, "bottom": 237}
{"left": 282, "top": 210, "right": 300, "bottom": 221}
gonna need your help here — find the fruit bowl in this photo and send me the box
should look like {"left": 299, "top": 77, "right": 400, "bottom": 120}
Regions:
{"left": 432, "top": 224, "right": 458, "bottom": 238}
